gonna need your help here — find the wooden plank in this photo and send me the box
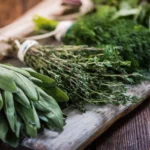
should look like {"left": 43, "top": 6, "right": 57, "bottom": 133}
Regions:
{"left": 0, "top": 0, "right": 42, "bottom": 28}
{"left": 22, "top": 81, "right": 150, "bottom": 150}
{"left": 95, "top": 97, "right": 150, "bottom": 150}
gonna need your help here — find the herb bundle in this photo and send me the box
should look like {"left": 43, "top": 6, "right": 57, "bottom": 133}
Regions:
{"left": 0, "top": 64, "right": 68, "bottom": 147}
{"left": 32, "top": 1, "right": 150, "bottom": 72}
{"left": 64, "top": 18, "right": 150, "bottom": 71}
{"left": 24, "top": 45, "right": 140, "bottom": 110}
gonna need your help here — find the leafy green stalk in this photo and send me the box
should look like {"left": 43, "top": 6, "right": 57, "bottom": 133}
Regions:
{"left": 64, "top": 17, "right": 150, "bottom": 71}
{"left": 0, "top": 64, "right": 68, "bottom": 147}
{"left": 25, "top": 45, "right": 141, "bottom": 110}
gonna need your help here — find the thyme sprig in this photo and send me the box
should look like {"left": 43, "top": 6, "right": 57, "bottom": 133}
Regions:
{"left": 25, "top": 45, "right": 141, "bottom": 110}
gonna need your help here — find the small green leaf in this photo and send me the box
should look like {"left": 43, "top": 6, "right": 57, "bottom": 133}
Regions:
{"left": 25, "top": 123, "right": 37, "bottom": 138}
{"left": 15, "top": 116, "right": 22, "bottom": 138}
{"left": 31, "top": 102, "right": 41, "bottom": 129}
{"left": 34, "top": 100, "right": 52, "bottom": 113}
{"left": 44, "top": 87, "right": 69, "bottom": 102}
{"left": 15, "top": 88, "right": 31, "bottom": 108}
{"left": 0, "top": 64, "right": 31, "bottom": 78}
{"left": 3, "top": 91, "right": 15, "bottom": 132}
{"left": 15, "top": 101, "right": 40, "bottom": 129}
{"left": 27, "top": 70, "right": 56, "bottom": 87}
{"left": 30, "top": 76, "right": 43, "bottom": 85}
{"left": 14, "top": 72, "right": 38, "bottom": 101}
{"left": 38, "top": 88, "right": 64, "bottom": 130}
{"left": 38, "top": 113, "right": 49, "bottom": 123}
{"left": 0, "top": 92, "right": 3, "bottom": 110}
{"left": 0, "top": 67, "right": 17, "bottom": 92}
{"left": 0, "top": 112, "right": 9, "bottom": 142}
{"left": 33, "top": 15, "right": 58, "bottom": 32}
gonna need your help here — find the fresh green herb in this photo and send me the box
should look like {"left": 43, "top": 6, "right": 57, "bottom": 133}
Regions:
{"left": 0, "top": 64, "right": 68, "bottom": 147}
{"left": 33, "top": 15, "right": 58, "bottom": 33}
{"left": 24, "top": 45, "right": 141, "bottom": 111}
{"left": 64, "top": 17, "right": 150, "bottom": 71}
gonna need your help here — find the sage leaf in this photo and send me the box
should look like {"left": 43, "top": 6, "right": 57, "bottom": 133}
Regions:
{"left": 15, "top": 102, "right": 40, "bottom": 129}
{"left": 0, "top": 92, "right": 3, "bottom": 110}
{"left": 38, "top": 88, "right": 64, "bottom": 130}
{"left": 38, "top": 115, "right": 49, "bottom": 123}
{"left": 3, "top": 91, "right": 15, "bottom": 132}
{"left": 0, "top": 64, "right": 31, "bottom": 78}
{"left": 25, "top": 123, "right": 37, "bottom": 138}
{"left": 15, "top": 88, "right": 31, "bottom": 108}
{"left": 31, "top": 101, "right": 41, "bottom": 129}
{"left": 0, "top": 67, "right": 17, "bottom": 92}
{"left": 44, "top": 87, "right": 69, "bottom": 102}
{"left": 27, "top": 70, "right": 56, "bottom": 87}
{"left": 0, "top": 112, "right": 9, "bottom": 142}
{"left": 13, "top": 72, "right": 38, "bottom": 101}
{"left": 15, "top": 116, "right": 22, "bottom": 138}
{"left": 34, "top": 89, "right": 53, "bottom": 112}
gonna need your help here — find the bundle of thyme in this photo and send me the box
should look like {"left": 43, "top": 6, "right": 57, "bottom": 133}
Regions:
{"left": 24, "top": 45, "right": 140, "bottom": 110}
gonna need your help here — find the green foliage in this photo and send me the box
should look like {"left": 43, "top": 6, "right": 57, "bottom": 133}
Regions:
{"left": 63, "top": 0, "right": 150, "bottom": 71}
{"left": 64, "top": 17, "right": 150, "bottom": 71}
{"left": 33, "top": 15, "right": 58, "bottom": 33}
{"left": 25, "top": 45, "right": 142, "bottom": 111}
{"left": 93, "top": 0, "right": 138, "bottom": 7}
{"left": 0, "top": 64, "right": 68, "bottom": 147}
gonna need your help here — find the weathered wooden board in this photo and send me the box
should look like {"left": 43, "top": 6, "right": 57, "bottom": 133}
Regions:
{"left": 22, "top": 81, "right": 150, "bottom": 150}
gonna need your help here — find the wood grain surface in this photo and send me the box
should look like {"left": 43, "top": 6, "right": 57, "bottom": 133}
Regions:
{"left": 0, "top": 0, "right": 42, "bottom": 28}
{"left": 95, "top": 97, "right": 150, "bottom": 150}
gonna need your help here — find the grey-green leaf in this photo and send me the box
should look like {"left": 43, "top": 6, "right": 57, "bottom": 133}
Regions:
{"left": 0, "top": 64, "right": 31, "bottom": 78}
{"left": 0, "top": 92, "right": 3, "bottom": 110}
{"left": 0, "top": 67, "right": 17, "bottom": 92}
{"left": 15, "top": 116, "right": 22, "bottom": 138}
{"left": 0, "top": 112, "right": 9, "bottom": 142}
{"left": 15, "top": 88, "right": 31, "bottom": 108}
{"left": 31, "top": 101, "right": 41, "bottom": 129}
{"left": 34, "top": 89, "right": 53, "bottom": 112}
{"left": 13, "top": 72, "right": 38, "bottom": 101}
{"left": 3, "top": 91, "right": 15, "bottom": 132}
{"left": 25, "top": 123, "right": 37, "bottom": 138}
{"left": 27, "top": 70, "right": 56, "bottom": 87}
{"left": 15, "top": 102, "right": 40, "bottom": 129}
{"left": 44, "top": 87, "right": 69, "bottom": 102}
{"left": 38, "top": 88, "right": 64, "bottom": 130}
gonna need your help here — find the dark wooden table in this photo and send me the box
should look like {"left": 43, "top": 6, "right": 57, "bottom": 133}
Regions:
{"left": 0, "top": 1, "right": 150, "bottom": 150}
{"left": 86, "top": 97, "right": 150, "bottom": 150}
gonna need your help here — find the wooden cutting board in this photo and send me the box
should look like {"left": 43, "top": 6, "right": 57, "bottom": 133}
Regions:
{"left": 22, "top": 81, "right": 150, "bottom": 150}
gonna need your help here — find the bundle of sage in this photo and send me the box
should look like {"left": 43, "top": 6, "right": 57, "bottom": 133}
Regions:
{"left": 0, "top": 64, "right": 68, "bottom": 147}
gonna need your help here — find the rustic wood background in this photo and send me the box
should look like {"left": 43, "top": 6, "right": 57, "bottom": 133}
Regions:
{"left": 0, "top": 0, "right": 42, "bottom": 27}
{"left": 0, "top": 0, "right": 150, "bottom": 150}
